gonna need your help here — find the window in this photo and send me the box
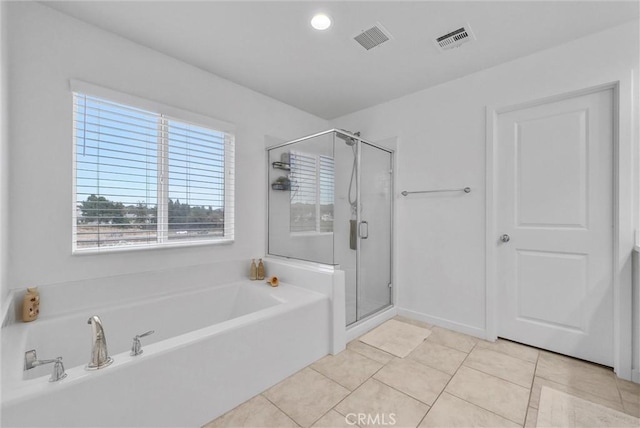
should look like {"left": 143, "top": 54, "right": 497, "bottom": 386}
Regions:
{"left": 73, "top": 91, "right": 234, "bottom": 251}
{"left": 289, "top": 151, "right": 334, "bottom": 233}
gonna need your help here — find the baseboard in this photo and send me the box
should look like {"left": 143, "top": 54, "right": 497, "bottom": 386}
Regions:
{"left": 397, "top": 307, "right": 487, "bottom": 340}
{"left": 632, "top": 369, "right": 640, "bottom": 384}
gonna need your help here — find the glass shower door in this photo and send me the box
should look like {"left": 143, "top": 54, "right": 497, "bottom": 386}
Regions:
{"left": 356, "top": 142, "right": 393, "bottom": 320}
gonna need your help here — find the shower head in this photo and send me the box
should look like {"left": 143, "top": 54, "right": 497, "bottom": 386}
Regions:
{"left": 343, "top": 137, "right": 356, "bottom": 146}
{"left": 336, "top": 130, "right": 359, "bottom": 146}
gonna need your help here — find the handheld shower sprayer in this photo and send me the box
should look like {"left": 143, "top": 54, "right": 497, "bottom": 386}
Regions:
{"left": 336, "top": 129, "right": 361, "bottom": 250}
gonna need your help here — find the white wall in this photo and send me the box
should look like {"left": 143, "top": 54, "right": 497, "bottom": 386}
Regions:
{"left": 332, "top": 21, "right": 640, "bottom": 336}
{"left": 0, "top": 0, "right": 9, "bottom": 305}
{"left": 6, "top": 2, "right": 328, "bottom": 292}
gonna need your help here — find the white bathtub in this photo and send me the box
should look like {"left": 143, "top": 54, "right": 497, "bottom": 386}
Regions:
{"left": 1, "top": 280, "right": 331, "bottom": 427}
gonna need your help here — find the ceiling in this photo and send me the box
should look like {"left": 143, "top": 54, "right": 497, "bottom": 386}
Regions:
{"left": 44, "top": 1, "right": 639, "bottom": 120}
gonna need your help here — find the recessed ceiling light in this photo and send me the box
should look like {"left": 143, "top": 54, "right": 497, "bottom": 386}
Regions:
{"left": 311, "top": 14, "right": 331, "bottom": 31}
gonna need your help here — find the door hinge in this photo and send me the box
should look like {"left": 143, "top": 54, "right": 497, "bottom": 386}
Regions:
{"left": 388, "top": 283, "right": 393, "bottom": 288}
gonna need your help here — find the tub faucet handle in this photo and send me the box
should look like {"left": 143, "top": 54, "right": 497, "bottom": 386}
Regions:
{"left": 50, "top": 357, "right": 67, "bottom": 382}
{"left": 131, "top": 330, "right": 155, "bottom": 356}
{"left": 24, "top": 350, "right": 67, "bottom": 382}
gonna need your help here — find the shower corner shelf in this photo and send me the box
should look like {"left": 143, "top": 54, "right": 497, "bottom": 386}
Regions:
{"left": 271, "top": 161, "right": 290, "bottom": 171}
{"left": 271, "top": 183, "right": 290, "bottom": 191}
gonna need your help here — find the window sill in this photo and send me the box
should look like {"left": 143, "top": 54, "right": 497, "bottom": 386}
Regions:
{"left": 72, "top": 238, "right": 234, "bottom": 255}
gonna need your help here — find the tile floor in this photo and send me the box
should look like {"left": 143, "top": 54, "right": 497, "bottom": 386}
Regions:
{"left": 205, "top": 316, "right": 640, "bottom": 428}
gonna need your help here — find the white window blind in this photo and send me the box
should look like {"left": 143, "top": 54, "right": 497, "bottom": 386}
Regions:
{"left": 73, "top": 93, "right": 234, "bottom": 251}
{"left": 289, "top": 151, "right": 334, "bottom": 233}
{"left": 319, "top": 155, "right": 334, "bottom": 233}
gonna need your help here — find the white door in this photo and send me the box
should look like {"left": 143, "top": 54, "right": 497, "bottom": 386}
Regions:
{"left": 496, "top": 88, "right": 613, "bottom": 366}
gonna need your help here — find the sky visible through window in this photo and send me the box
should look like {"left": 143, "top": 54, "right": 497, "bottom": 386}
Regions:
{"left": 74, "top": 94, "right": 228, "bottom": 248}
{"left": 75, "top": 96, "right": 159, "bottom": 207}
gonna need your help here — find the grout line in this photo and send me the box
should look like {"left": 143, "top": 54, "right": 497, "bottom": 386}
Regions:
{"left": 538, "top": 346, "right": 615, "bottom": 370}
{"left": 444, "top": 390, "right": 526, "bottom": 426}
{"left": 307, "top": 409, "right": 332, "bottom": 427}
{"left": 615, "top": 378, "right": 640, "bottom": 417}
{"left": 344, "top": 345, "right": 393, "bottom": 365}
{"left": 258, "top": 325, "right": 400, "bottom": 428}
{"left": 369, "top": 377, "right": 433, "bottom": 410}
{"left": 323, "top": 367, "right": 387, "bottom": 427}
{"left": 523, "top": 348, "right": 541, "bottom": 427}
{"left": 308, "top": 365, "right": 352, "bottom": 392}
{"left": 347, "top": 341, "right": 395, "bottom": 363}
{"left": 259, "top": 393, "right": 302, "bottom": 427}
{"left": 458, "top": 341, "right": 541, "bottom": 391}
{"left": 460, "top": 365, "right": 533, "bottom": 393}
{"left": 460, "top": 363, "right": 533, "bottom": 390}
{"left": 217, "top": 323, "right": 633, "bottom": 428}
{"left": 473, "top": 338, "right": 542, "bottom": 366}
{"left": 330, "top": 363, "right": 422, "bottom": 425}
{"left": 218, "top": 326, "right": 535, "bottom": 427}
{"left": 261, "top": 366, "right": 347, "bottom": 427}
{"left": 529, "top": 375, "right": 627, "bottom": 413}
{"left": 614, "top": 377, "right": 628, "bottom": 410}
{"left": 425, "top": 338, "right": 478, "bottom": 355}
{"left": 473, "top": 344, "right": 538, "bottom": 363}
{"left": 202, "top": 393, "right": 263, "bottom": 426}
{"left": 533, "top": 372, "right": 626, "bottom": 407}
{"left": 406, "top": 353, "right": 459, "bottom": 378}
{"left": 440, "top": 342, "right": 529, "bottom": 426}
{"left": 317, "top": 335, "right": 427, "bottom": 427}
{"left": 405, "top": 340, "right": 469, "bottom": 378}
{"left": 414, "top": 340, "right": 478, "bottom": 426}
{"left": 536, "top": 350, "right": 627, "bottom": 407}
{"left": 304, "top": 367, "right": 352, "bottom": 427}
{"left": 305, "top": 356, "right": 390, "bottom": 427}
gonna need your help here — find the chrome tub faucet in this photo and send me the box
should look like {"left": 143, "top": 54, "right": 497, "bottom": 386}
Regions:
{"left": 86, "top": 315, "right": 113, "bottom": 370}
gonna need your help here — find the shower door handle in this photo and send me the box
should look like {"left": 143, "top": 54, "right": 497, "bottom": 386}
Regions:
{"left": 359, "top": 221, "right": 369, "bottom": 239}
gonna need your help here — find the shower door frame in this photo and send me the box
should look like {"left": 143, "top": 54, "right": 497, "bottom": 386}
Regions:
{"left": 352, "top": 134, "right": 395, "bottom": 325}
{"left": 265, "top": 129, "right": 395, "bottom": 327}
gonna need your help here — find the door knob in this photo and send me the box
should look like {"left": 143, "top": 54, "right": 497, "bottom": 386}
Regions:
{"left": 500, "top": 234, "right": 510, "bottom": 243}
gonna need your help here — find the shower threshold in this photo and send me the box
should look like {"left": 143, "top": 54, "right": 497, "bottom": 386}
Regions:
{"left": 346, "top": 304, "right": 396, "bottom": 342}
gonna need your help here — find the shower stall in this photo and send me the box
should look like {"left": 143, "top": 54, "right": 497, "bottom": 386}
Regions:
{"left": 267, "top": 129, "right": 393, "bottom": 326}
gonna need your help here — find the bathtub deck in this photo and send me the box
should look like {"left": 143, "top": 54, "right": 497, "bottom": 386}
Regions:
{"left": 204, "top": 316, "right": 640, "bottom": 428}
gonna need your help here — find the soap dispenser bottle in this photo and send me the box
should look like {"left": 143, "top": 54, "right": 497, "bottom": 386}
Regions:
{"left": 257, "top": 259, "right": 265, "bottom": 280}
{"left": 250, "top": 259, "right": 257, "bottom": 280}
{"left": 22, "top": 287, "right": 40, "bottom": 322}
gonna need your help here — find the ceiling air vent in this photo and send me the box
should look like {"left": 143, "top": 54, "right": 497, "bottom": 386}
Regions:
{"left": 434, "top": 25, "right": 475, "bottom": 51}
{"left": 353, "top": 23, "right": 392, "bottom": 51}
